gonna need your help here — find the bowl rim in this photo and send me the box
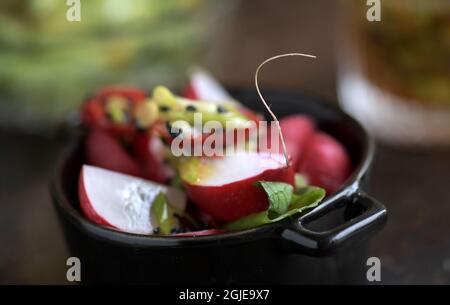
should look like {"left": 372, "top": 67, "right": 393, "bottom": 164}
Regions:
{"left": 50, "top": 89, "right": 374, "bottom": 248}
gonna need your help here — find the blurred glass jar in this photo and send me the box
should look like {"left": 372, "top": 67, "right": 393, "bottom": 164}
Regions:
{"left": 337, "top": 0, "right": 450, "bottom": 148}
{"left": 0, "top": 0, "right": 233, "bottom": 133}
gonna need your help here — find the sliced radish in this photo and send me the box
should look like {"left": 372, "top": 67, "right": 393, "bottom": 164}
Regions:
{"left": 132, "top": 133, "right": 174, "bottom": 183}
{"left": 85, "top": 128, "right": 143, "bottom": 178}
{"left": 79, "top": 165, "right": 186, "bottom": 234}
{"left": 184, "top": 69, "right": 235, "bottom": 104}
{"left": 279, "top": 115, "right": 315, "bottom": 145}
{"left": 180, "top": 152, "right": 294, "bottom": 221}
{"left": 278, "top": 115, "right": 315, "bottom": 169}
{"left": 298, "top": 132, "right": 351, "bottom": 194}
{"left": 183, "top": 69, "right": 263, "bottom": 128}
{"left": 182, "top": 83, "right": 198, "bottom": 100}
{"left": 258, "top": 115, "right": 315, "bottom": 169}
{"left": 283, "top": 141, "right": 302, "bottom": 171}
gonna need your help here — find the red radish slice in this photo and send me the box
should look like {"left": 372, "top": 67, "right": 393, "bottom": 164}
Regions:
{"left": 298, "top": 132, "right": 351, "bottom": 194}
{"left": 79, "top": 165, "right": 186, "bottom": 234}
{"left": 283, "top": 141, "right": 302, "bottom": 171}
{"left": 85, "top": 128, "right": 143, "bottom": 178}
{"left": 175, "top": 229, "right": 223, "bottom": 237}
{"left": 278, "top": 115, "right": 315, "bottom": 169}
{"left": 279, "top": 115, "right": 315, "bottom": 144}
{"left": 184, "top": 69, "right": 263, "bottom": 125}
{"left": 132, "top": 133, "right": 174, "bottom": 183}
{"left": 185, "top": 69, "right": 235, "bottom": 103}
{"left": 181, "top": 152, "right": 295, "bottom": 221}
{"left": 253, "top": 53, "right": 317, "bottom": 167}
{"left": 182, "top": 83, "right": 198, "bottom": 100}
{"left": 258, "top": 115, "right": 314, "bottom": 169}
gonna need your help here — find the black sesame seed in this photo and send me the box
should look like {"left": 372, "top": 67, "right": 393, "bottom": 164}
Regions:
{"left": 166, "top": 122, "right": 182, "bottom": 138}
{"left": 159, "top": 105, "right": 171, "bottom": 112}
{"left": 217, "top": 105, "right": 227, "bottom": 113}
{"left": 185, "top": 105, "right": 197, "bottom": 112}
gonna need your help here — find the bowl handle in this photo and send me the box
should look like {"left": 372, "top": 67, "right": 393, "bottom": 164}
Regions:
{"left": 280, "top": 191, "right": 387, "bottom": 256}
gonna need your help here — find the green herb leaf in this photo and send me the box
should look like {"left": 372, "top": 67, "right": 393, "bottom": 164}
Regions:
{"left": 169, "top": 174, "right": 184, "bottom": 190}
{"left": 224, "top": 185, "right": 325, "bottom": 232}
{"left": 151, "top": 192, "right": 174, "bottom": 235}
{"left": 291, "top": 186, "right": 326, "bottom": 210}
{"left": 223, "top": 211, "right": 270, "bottom": 231}
{"left": 254, "top": 181, "right": 293, "bottom": 215}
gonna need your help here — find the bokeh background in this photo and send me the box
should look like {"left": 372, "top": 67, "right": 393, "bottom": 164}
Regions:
{"left": 1, "top": 0, "right": 449, "bottom": 284}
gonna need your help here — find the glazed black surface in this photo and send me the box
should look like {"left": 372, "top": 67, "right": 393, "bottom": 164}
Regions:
{"left": 51, "top": 89, "right": 387, "bottom": 284}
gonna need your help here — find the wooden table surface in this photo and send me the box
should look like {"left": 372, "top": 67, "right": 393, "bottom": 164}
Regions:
{"left": 1, "top": 128, "right": 449, "bottom": 284}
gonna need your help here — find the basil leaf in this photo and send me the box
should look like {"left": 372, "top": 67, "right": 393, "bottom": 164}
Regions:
{"left": 223, "top": 211, "right": 270, "bottom": 232}
{"left": 291, "top": 186, "right": 326, "bottom": 210}
{"left": 255, "top": 181, "right": 293, "bottom": 215}
{"left": 224, "top": 185, "right": 325, "bottom": 232}
{"left": 151, "top": 192, "right": 174, "bottom": 235}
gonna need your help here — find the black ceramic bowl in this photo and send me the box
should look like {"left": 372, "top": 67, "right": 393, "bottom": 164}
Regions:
{"left": 51, "top": 89, "right": 387, "bottom": 284}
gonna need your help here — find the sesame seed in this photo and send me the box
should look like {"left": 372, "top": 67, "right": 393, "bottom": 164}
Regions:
{"left": 217, "top": 105, "right": 227, "bottom": 113}
{"left": 185, "top": 105, "right": 197, "bottom": 112}
{"left": 166, "top": 122, "right": 182, "bottom": 138}
{"left": 159, "top": 105, "right": 170, "bottom": 112}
